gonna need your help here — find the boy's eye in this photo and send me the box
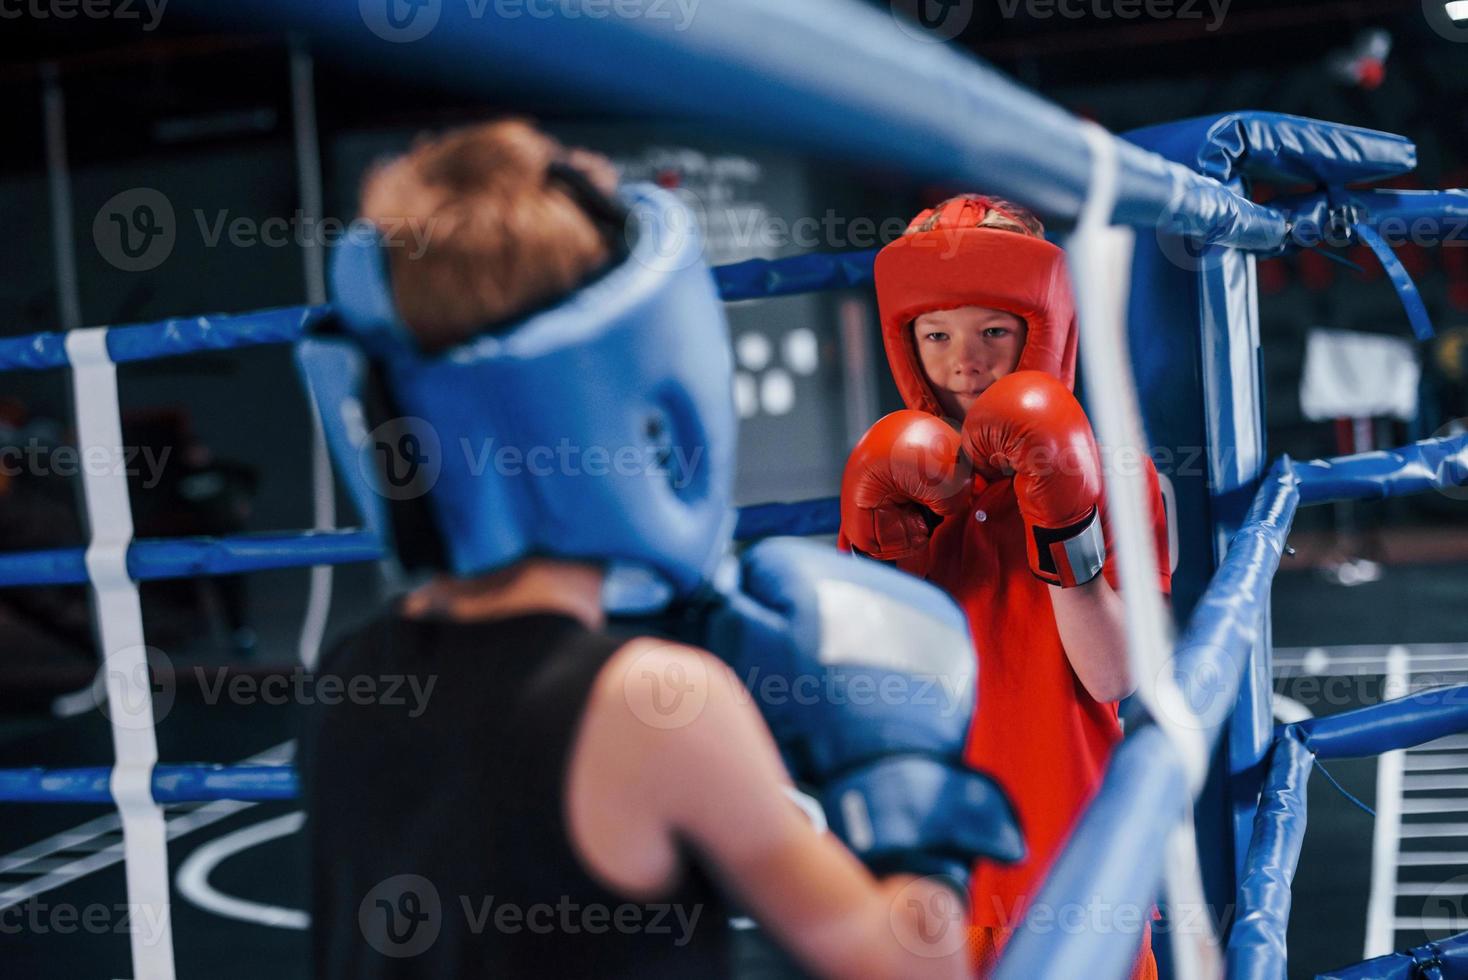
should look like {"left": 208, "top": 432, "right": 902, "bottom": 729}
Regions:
{"left": 983, "top": 327, "right": 1010, "bottom": 339}
{"left": 924, "top": 331, "right": 949, "bottom": 343}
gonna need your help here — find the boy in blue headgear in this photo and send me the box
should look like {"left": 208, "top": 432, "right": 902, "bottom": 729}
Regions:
{"left": 301, "top": 120, "right": 988, "bottom": 980}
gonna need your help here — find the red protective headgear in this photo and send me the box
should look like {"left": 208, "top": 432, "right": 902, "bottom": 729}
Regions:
{"left": 874, "top": 196, "right": 1079, "bottom": 417}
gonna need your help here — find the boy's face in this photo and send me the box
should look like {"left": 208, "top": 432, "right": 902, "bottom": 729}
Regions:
{"left": 912, "top": 306, "right": 1028, "bottom": 419}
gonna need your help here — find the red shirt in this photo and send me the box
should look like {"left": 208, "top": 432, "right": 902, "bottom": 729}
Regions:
{"left": 910, "top": 461, "right": 1171, "bottom": 927}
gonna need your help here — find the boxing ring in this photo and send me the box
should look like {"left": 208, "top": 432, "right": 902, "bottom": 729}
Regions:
{"left": 4, "top": 0, "right": 1468, "bottom": 977}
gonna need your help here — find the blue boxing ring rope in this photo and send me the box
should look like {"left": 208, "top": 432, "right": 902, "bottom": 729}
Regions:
{"left": 5, "top": 0, "right": 1468, "bottom": 976}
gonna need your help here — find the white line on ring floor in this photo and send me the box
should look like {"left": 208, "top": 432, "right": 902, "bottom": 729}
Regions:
{"left": 175, "top": 811, "right": 308, "bottom": 930}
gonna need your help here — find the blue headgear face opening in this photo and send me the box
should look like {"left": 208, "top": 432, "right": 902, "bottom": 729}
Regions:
{"left": 326, "top": 184, "right": 737, "bottom": 602}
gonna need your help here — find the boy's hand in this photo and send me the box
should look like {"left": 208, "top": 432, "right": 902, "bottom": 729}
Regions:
{"left": 960, "top": 372, "right": 1106, "bottom": 587}
{"left": 840, "top": 410, "right": 972, "bottom": 561}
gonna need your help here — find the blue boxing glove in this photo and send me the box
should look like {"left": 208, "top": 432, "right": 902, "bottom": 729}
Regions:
{"left": 705, "top": 538, "right": 1024, "bottom": 894}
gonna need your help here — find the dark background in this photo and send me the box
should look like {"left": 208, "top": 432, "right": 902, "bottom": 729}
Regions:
{"left": 0, "top": 2, "right": 1466, "bottom": 978}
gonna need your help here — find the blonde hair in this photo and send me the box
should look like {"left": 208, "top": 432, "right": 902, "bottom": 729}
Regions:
{"left": 359, "top": 119, "right": 618, "bottom": 351}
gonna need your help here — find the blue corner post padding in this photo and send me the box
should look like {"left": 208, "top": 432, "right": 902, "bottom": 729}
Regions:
{"left": 1225, "top": 731, "right": 1315, "bottom": 980}
{"left": 1169, "top": 460, "right": 1300, "bottom": 744}
{"left": 1124, "top": 112, "right": 1415, "bottom": 187}
{"left": 1318, "top": 929, "right": 1468, "bottom": 979}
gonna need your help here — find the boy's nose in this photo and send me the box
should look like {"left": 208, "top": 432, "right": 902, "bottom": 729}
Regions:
{"left": 955, "top": 346, "right": 990, "bottom": 374}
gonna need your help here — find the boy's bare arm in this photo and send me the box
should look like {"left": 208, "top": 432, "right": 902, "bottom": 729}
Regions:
{"left": 1049, "top": 576, "right": 1135, "bottom": 703}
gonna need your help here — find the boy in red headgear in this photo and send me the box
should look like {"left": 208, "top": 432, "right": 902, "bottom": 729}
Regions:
{"left": 839, "top": 196, "right": 1170, "bottom": 978}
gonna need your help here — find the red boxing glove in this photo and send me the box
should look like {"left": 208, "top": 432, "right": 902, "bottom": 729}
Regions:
{"left": 840, "top": 410, "right": 972, "bottom": 561}
{"left": 960, "top": 372, "right": 1106, "bottom": 588}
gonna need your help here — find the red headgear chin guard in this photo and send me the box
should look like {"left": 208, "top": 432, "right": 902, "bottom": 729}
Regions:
{"left": 874, "top": 197, "right": 1079, "bottom": 417}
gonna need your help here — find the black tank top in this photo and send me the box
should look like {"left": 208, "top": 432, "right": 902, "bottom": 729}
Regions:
{"left": 303, "top": 610, "right": 731, "bottom": 979}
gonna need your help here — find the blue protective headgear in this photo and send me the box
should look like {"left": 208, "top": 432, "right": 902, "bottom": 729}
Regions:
{"left": 325, "top": 183, "right": 736, "bottom": 601}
